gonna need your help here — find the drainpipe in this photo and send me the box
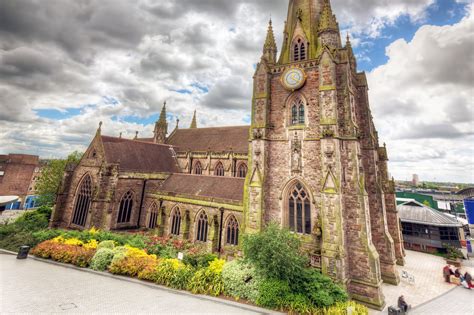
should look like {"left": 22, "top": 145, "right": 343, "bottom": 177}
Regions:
{"left": 217, "top": 207, "right": 225, "bottom": 255}
{"left": 137, "top": 179, "right": 147, "bottom": 228}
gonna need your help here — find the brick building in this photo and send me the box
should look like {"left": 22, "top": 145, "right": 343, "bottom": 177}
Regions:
{"left": 0, "top": 154, "right": 41, "bottom": 209}
{"left": 51, "top": 0, "right": 405, "bottom": 309}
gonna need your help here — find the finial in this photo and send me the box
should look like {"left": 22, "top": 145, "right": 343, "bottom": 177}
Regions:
{"left": 134, "top": 131, "right": 139, "bottom": 140}
{"left": 190, "top": 110, "right": 197, "bottom": 129}
{"left": 119, "top": 132, "right": 122, "bottom": 139}
{"left": 96, "top": 121, "right": 103, "bottom": 135}
{"left": 176, "top": 118, "right": 180, "bottom": 129}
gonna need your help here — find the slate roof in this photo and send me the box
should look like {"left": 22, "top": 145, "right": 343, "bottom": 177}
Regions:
{"left": 397, "top": 201, "right": 462, "bottom": 227}
{"left": 167, "top": 126, "right": 249, "bottom": 153}
{"left": 157, "top": 174, "right": 245, "bottom": 203}
{"left": 101, "top": 136, "right": 179, "bottom": 173}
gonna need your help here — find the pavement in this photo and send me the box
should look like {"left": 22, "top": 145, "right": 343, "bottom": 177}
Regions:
{"left": 371, "top": 250, "right": 474, "bottom": 315}
{"left": 0, "top": 252, "right": 278, "bottom": 315}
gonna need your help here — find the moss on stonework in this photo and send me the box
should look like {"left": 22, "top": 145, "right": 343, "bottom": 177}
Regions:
{"left": 150, "top": 194, "right": 243, "bottom": 212}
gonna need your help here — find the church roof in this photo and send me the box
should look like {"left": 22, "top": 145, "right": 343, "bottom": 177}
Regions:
{"left": 101, "top": 136, "right": 179, "bottom": 173}
{"left": 167, "top": 126, "right": 249, "bottom": 153}
{"left": 397, "top": 200, "right": 462, "bottom": 227}
{"left": 157, "top": 174, "right": 245, "bottom": 203}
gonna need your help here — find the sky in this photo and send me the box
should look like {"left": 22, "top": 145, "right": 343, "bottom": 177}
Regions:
{"left": 0, "top": 0, "right": 472, "bottom": 184}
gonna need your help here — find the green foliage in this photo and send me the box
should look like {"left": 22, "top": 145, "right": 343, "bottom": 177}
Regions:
{"left": 284, "top": 293, "right": 314, "bottom": 315}
{"left": 221, "top": 259, "right": 262, "bottom": 302}
{"left": 182, "top": 252, "right": 217, "bottom": 268}
{"left": 444, "top": 243, "right": 463, "bottom": 260}
{"left": 187, "top": 259, "right": 225, "bottom": 296}
{"left": 90, "top": 248, "right": 115, "bottom": 271}
{"left": 125, "top": 235, "right": 146, "bottom": 249}
{"left": 32, "top": 229, "right": 63, "bottom": 243}
{"left": 97, "top": 240, "right": 115, "bottom": 250}
{"left": 256, "top": 278, "right": 291, "bottom": 309}
{"left": 314, "top": 301, "right": 369, "bottom": 315}
{"left": 296, "top": 269, "right": 348, "bottom": 308}
{"left": 36, "top": 152, "right": 82, "bottom": 206}
{"left": 0, "top": 206, "right": 53, "bottom": 251}
{"left": 242, "top": 223, "right": 308, "bottom": 281}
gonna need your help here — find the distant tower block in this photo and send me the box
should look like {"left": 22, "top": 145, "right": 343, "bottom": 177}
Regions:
{"left": 412, "top": 174, "right": 420, "bottom": 186}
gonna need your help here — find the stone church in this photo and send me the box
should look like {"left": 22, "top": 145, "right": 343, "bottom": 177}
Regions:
{"left": 51, "top": 0, "right": 405, "bottom": 308}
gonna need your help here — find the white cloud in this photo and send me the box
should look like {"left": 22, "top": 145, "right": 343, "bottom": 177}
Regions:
{"left": 368, "top": 6, "right": 474, "bottom": 183}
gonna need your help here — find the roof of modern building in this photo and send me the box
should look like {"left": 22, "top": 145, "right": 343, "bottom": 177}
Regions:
{"left": 397, "top": 200, "right": 462, "bottom": 227}
{"left": 167, "top": 126, "right": 249, "bottom": 153}
{"left": 157, "top": 173, "right": 245, "bottom": 203}
{"left": 101, "top": 136, "right": 179, "bottom": 173}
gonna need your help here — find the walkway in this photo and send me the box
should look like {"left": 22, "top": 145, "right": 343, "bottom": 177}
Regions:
{"left": 0, "top": 253, "right": 276, "bottom": 314}
{"left": 411, "top": 286, "right": 474, "bottom": 315}
{"left": 371, "top": 250, "right": 474, "bottom": 314}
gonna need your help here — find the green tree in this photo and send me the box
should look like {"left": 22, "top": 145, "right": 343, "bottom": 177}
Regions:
{"left": 242, "top": 222, "right": 308, "bottom": 281}
{"left": 35, "top": 151, "right": 82, "bottom": 206}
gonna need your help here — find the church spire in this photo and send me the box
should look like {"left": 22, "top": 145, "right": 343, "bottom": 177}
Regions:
{"left": 318, "top": 0, "right": 339, "bottom": 33}
{"left": 154, "top": 101, "right": 168, "bottom": 144}
{"left": 262, "top": 19, "right": 277, "bottom": 63}
{"left": 190, "top": 110, "right": 197, "bottom": 129}
{"left": 318, "top": 0, "right": 341, "bottom": 48}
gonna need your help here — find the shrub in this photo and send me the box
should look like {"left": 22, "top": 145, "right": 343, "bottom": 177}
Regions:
{"left": 138, "top": 260, "right": 160, "bottom": 282}
{"left": 31, "top": 240, "right": 95, "bottom": 268}
{"left": 0, "top": 206, "right": 53, "bottom": 251}
{"left": 125, "top": 235, "right": 147, "bottom": 249}
{"left": 90, "top": 248, "right": 116, "bottom": 271}
{"left": 284, "top": 293, "right": 314, "bottom": 315}
{"left": 256, "top": 278, "right": 291, "bottom": 309}
{"left": 187, "top": 259, "right": 225, "bottom": 296}
{"left": 298, "top": 269, "right": 348, "bottom": 308}
{"left": 314, "top": 301, "right": 368, "bottom": 315}
{"left": 109, "top": 246, "right": 157, "bottom": 277}
{"left": 97, "top": 240, "right": 115, "bottom": 250}
{"left": 242, "top": 223, "right": 307, "bottom": 281}
{"left": 152, "top": 258, "right": 195, "bottom": 289}
{"left": 32, "top": 229, "right": 63, "bottom": 243}
{"left": 183, "top": 251, "right": 217, "bottom": 268}
{"left": 222, "top": 259, "right": 262, "bottom": 302}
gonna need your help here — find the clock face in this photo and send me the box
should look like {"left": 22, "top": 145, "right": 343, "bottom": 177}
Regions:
{"left": 281, "top": 68, "right": 306, "bottom": 91}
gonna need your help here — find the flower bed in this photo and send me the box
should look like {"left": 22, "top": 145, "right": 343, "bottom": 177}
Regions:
{"left": 29, "top": 227, "right": 368, "bottom": 315}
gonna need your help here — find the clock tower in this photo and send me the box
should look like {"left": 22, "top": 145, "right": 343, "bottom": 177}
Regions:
{"left": 244, "top": 0, "right": 404, "bottom": 309}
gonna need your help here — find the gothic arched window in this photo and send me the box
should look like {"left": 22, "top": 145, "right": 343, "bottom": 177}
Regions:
{"left": 214, "top": 162, "right": 225, "bottom": 176}
{"left": 291, "top": 98, "right": 305, "bottom": 125}
{"left": 71, "top": 175, "right": 92, "bottom": 227}
{"left": 226, "top": 215, "right": 239, "bottom": 246}
{"left": 148, "top": 202, "right": 159, "bottom": 229}
{"left": 293, "top": 38, "right": 307, "bottom": 62}
{"left": 293, "top": 43, "right": 300, "bottom": 61}
{"left": 171, "top": 207, "right": 182, "bottom": 236}
{"left": 196, "top": 211, "right": 208, "bottom": 242}
{"left": 300, "top": 41, "right": 306, "bottom": 60}
{"left": 117, "top": 191, "right": 134, "bottom": 223}
{"left": 238, "top": 163, "right": 248, "bottom": 178}
{"left": 288, "top": 183, "right": 311, "bottom": 234}
{"left": 194, "top": 161, "right": 203, "bottom": 175}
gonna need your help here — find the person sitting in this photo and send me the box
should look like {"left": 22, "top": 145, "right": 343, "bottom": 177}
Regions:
{"left": 398, "top": 295, "right": 409, "bottom": 313}
{"left": 464, "top": 272, "right": 473, "bottom": 289}
{"left": 443, "top": 265, "right": 452, "bottom": 282}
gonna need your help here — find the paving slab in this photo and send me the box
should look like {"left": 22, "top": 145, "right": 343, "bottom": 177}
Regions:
{"left": 0, "top": 253, "right": 277, "bottom": 315}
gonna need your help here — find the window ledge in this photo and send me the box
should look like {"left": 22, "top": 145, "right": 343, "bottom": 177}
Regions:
{"left": 288, "top": 125, "right": 306, "bottom": 130}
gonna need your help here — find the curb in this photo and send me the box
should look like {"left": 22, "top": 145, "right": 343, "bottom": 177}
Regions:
{"left": 0, "top": 249, "right": 283, "bottom": 315}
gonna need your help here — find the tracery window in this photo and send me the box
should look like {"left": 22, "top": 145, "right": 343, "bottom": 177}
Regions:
{"left": 71, "top": 175, "right": 92, "bottom": 227}
{"left": 226, "top": 215, "right": 239, "bottom": 246}
{"left": 171, "top": 208, "right": 182, "bottom": 236}
{"left": 291, "top": 98, "right": 305, "bottom": 125}
{"left": 237, "top": 163, "right": 248, "bottom": 178}
{"left": 196, "top": 211, "right": 208, "bottom": 242}
{"left": 148, "top": 202, "right": 159, "bottom": 229}
{"left": 117, "top": 191, "right": 134, "bottom": 224}
{"left": 214, "top": 162, "right": 225, "bottom": 176}
{"left": 288, "top": 183, "right": 311, "bottom": 234}
{"left": 293, "top": 38, "right": 307, "bottom": 61}
{"left": 194, "top": 161, "right": 203, "bottom": 175}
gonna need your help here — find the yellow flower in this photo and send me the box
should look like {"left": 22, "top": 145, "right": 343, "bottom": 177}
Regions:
{"left": 52, "top": 236, "right": 66, "bottom": 243}
{"left": 208, "top": 259, "right": 225, "bottom": 274}
{"left": 84, "top": 239, "right": 98, "bottom": 250}
{"left": 64, "top": 238, "right": 84, "bottom": 246}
